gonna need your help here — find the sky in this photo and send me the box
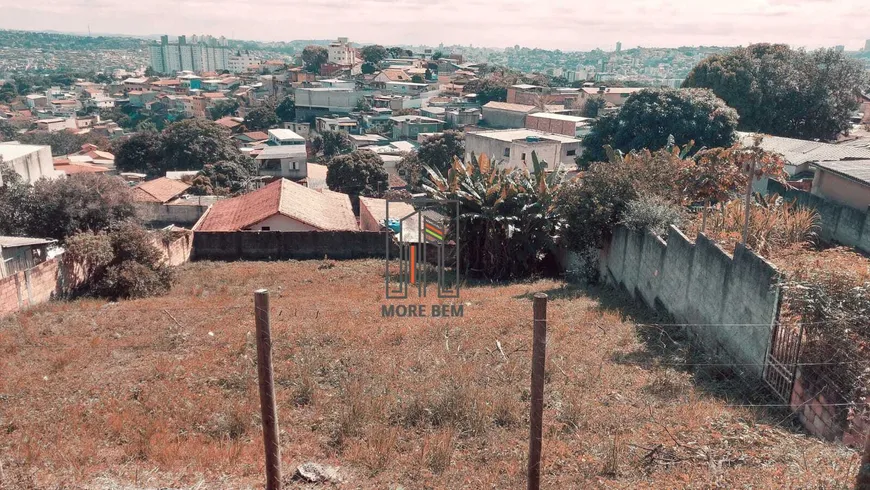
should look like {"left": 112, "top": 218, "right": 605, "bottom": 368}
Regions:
{"left": 0, "top": 0, "right": 868, "bottom": 51}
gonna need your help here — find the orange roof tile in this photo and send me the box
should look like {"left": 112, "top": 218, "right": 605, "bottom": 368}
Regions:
{"left": 132, "top": 177, "right": 191, "bottom": 203}
{"left": 54, "top": 162, "right": 110, "bottom": 175}
{"left": 215, "top": 117, "right": 242, "bottom": 128}
{"left": 241, "top": 131, "right": 269, "bottom": 141}
{"left": 195, "top": 179, "right": 357, "bottom": 232}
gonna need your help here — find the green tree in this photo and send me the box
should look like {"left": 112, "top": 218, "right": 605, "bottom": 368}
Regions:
{"left": 208, "top": 99, "right": 240, "bottom": 120}
{"left": 361, "top": 62, "right": 377, "bottom": 75}
{"left": 27, "top": 173, "right": 137, "bottom": 241}
{"left": 0, "top": 160, "right": 30, "bottom": 236}
{"left": 581, "top": 96, "right": 606, "bottom": 118}
{"left": 396, "top": 151, "right": 423, "bottom": 189}
{"left": 0, "top": 119, "right": 17, "bottom": 142}
{"left": 18, "top": 131, "right": 87, "bottom": 156}
{"left": 318, "top": 130, "right": 351, "bottom": 159}
{"left": 360, "top": 45, "right": 388, "bottom": 64}
{"left": 432, "top": 51, "right": 444, "bottom": 60}
{"left": 113, "top": 131, "right": 163, "bottom": 175}
{"left": 276, "top": 96, "right": 296, "bottom": 122}
{"left": 417, "top": 130, "right": 465, "bottom": 175}
{"left": 244, "top": 101, "right": 279, "bottom": 131}
{"left": 683, "top": 44, "right": 867, "bottom": 140}
{"left": 387, "top": 47, "right": 404, "bottom": 58}
{"left": 0, "top": 82, "right": 18, "bottom": 103}
{"left": 411, "top": 74, "right": 424, "bottom": 84}
{"left": 302, "top": 45, "right": 329, "bottom": 73}
{"left": 580, "top": 88, "right": 738, "bottom": 164}
{"left": 189, "top": 160, "right": 254, "bottom": 196}
{"left": 462, "top": 77, "right": 509, "bottom": 105}
{"left": 326, "top": 149, "right": 388, "bottom": 197}
{"left": 160, "top": 119, "right": 243, "bottom": 171}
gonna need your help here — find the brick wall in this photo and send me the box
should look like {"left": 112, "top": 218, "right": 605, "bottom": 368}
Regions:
{"left": 0, "top": 254, "right": 88, "bottom": 317}
{"left": 790, "top": 367, "right": 869, "bottom": 447}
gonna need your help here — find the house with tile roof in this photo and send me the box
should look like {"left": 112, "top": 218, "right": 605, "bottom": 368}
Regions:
{"left": 132, "top": 177, "right": 191, "bottom": 204}
{"left": 194, "top": 179, "right": 357, "bottom": 232}
{"left": 810, "top": 160, "right": 870, "bottom": 211}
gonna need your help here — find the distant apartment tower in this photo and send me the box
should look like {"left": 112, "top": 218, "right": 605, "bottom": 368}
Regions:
{"left": 328, "top": 37, "right": 357, "bottom": 66}
{"left": 616, "top": 41, "right": 622, "bottom": 53}
{"left": 865, "top": 39, "right": 870, "bottom": 52}
{"left": 149, "top": 35, "right": 230, "bottom": 74}
{"left": 835, "top": 45, "right": 845, "bottom": 52}
{"left": 228, "top": 51, "right": 262, "bottom": 73}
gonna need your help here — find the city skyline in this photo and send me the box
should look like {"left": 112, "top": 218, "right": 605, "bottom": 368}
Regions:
{"left": 0, "top": 0, "right": 868, "bottom": 52}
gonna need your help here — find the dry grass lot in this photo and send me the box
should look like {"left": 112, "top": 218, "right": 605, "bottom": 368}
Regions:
{"left": 0, "top": 259, "right": 859, "bottom": 489}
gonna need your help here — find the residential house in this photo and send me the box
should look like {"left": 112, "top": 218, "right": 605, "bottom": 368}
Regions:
{"left": 0, "top": 236, "right": 54, "bottom": 278}
{"left": 316, "top": 116, "right": 358, "bottom": 134}
{"left": 49, "top": 99, "right": 80, "bottom": 117}
{"left": 232, "top": 131, "right": 270, "bottom": 147}
{"left": 268, "top": 128, "right": 305, "bottom": 146}
{"left": 445, "top": 108, "right": 480, "bottom": 128}
{"left": 481, "top": 101, "right": 538, "bottom": 129}
{"left": 374, "top": 69, "right": 412, "bottom": 83}
{"left": 525, "top": 112, "right": 594, "bottom": 138}
{"left": 420, "top": 106, "right": 446, "bottom": 120}
{"left": 464, "top": 129, "right": 582, "bottom": 169}
{"left": 361, "top": 107, "right": 394, "bottom": 133}
{"left": 385, "top": 81, "right": 428, "bottom": 95}
{"left": 282, "top": 122, "right": 311, "bottom": 138}
{"left": 294, "top": 87, "right": 364, "bottom": 121}
{"left": 194, "top": 178, "right": 358, "bottom": 232}
{"left": 123, "top": 77, "right": 152, "bottom": 91}
{"left": 24, "top": 94, "right": 48, "bottom": 109}
{"left": 0, "top": 142, "right": 58, "bottom": 184}
{"left": 53, "top": 157, "right": 111, "bottom": 176}
{"left": 255, "top": 145, "right": 308, "bottom": 181}
{"left": 127, "top": 90, "right": 158, "bottom": 108}
{"left": 578, "top": 86, "right": 643, "bottom": 107}
{"left": 150, "top": 79, "right": 183, "bottom": 93}
{"left": 132, "top": 177, "right": 192, "bottom": 204}
{"left": 390, "top": 115, "right": 443, "bottom": 140}
{"left": 358, "top": 196, "right": 416, "bottom": 234}
{"left": 36, "top": 117, "right": 76, "bottom": 132}
{"left": 348, "top": 133, "right": 389, "bottom": 150}
{"left": 507, "top": 84, "right": 582, "bottom": 108}
{"left": 318, "top": 79, "right": 356, "bottom": 90}
{"left": 810, "top": 160, "right": 870, "bottom": 210}
{"left": 215, "top": 116, "right": 244, "bottom": 132}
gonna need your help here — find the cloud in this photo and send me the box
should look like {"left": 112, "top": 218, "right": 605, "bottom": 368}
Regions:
{"left": 0, "top": 0, "right": 868, "bottom": 50}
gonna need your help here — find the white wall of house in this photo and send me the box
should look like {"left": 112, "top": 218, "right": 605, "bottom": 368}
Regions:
{"left": 246, "top": 214, "right": 318, "bottom": 232}
{"left": 0, "top": 144, "right": 57, "bottom": 184}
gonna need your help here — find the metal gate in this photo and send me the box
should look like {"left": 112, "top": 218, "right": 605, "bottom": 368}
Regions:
{"left": 763, "top": 323, "right": 803, "bottom": 403}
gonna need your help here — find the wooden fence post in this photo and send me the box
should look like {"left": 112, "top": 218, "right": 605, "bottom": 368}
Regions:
{"left": 527, "top": 293, "right": 548, "bottom": 490}
{"left": 254, "top": 289, "right": 282, "bottom": 490}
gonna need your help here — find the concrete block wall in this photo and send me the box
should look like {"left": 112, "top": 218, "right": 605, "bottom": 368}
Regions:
{"left": 602, "top": 225, "right": 781, "bottom": 378}
{"left": 193, "top": 231, "right": 391, "bottom": 261}
{"left": 769, "top": 180, "right": 870, "bottom": 254}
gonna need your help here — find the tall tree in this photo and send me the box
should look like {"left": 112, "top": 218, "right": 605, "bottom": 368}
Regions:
{"left": 580, "top": 88, "right": 738, "bottom": 164}
{"left": 462, "top": 77, "right": 509, "bottom": 105}
{"left": 326, "top": 150, "right": 388, "bottom": 197}
{"left": 0, "top": 159, "right": 30, "bottom": 236}
{"left": 276, "top": 96, "right": 296, "bottom": 122}
{"left": 27, "top": 174, "right": 136, "bottom": 241}
{"left": 581, "top": 96, "right": 606, "bottom": 118}
{"left": 113, "top": 131, "right": 163, "bottom": 175}
{"left": 302, "top": 45, "right": 329, "bottom": 73}
{"left": 317, "top": 130, "right": 352, "bottom": 159}
{"left": 360, "top": 45, "right": 388, "bottom": 64}
{"left": 683, "top": 44, "right": 867, "bottom": 141}
{"left": 0, "top": 119, "right": 17, "bottom": 142}
{"left": 417, "top": 130, "right": 465, "bottom": 175}
{"left": 160, "top": 119, "right": 243, "bottom": 171}
{"left": 208, "top": 99, "right": 240, "bottom": 120}
{"left": 244, "top": 101, "right": 279, "bottom": 131}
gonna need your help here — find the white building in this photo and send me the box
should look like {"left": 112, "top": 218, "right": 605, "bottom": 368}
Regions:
{"left": 464, "top": 129, "right": 582, "bottom": 169}
{"left": 255, "top": 145, "right": 308, "bottom": 181}
{"left": 0, "top": 143, "right": 59, "bottom": 184}
{"left": 228, "top": 51, "right": 262, "bottom": 73}
{"left": 327, "top": 37, "right": 357, "bottom": 66}
{"left": 149, "top": 35, "right": 230, "bottom": 74}
{"left": 268, "top": 129, "right": 305, "bottom": 146}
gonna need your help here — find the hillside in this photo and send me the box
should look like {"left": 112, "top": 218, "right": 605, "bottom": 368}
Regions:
{"left": 0, "top": 260, "right": 858, "bottom": 488}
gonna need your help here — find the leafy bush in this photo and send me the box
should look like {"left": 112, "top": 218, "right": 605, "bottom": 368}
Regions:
{"left": 424, "top": 152, "right": 565, "bottom": 279}
{"left": 621, "top": 196, "right": 684, "bottom": 237}
{"left": 687, "top": 195, "right": 820, "bottom": 256}
{"left": 67, "top": 223, "right": 173, "bottom": 300}
{"left": 326, "top": 150, "right": 388, "bottom": 198}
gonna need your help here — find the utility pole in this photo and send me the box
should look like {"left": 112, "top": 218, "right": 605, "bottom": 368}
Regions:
{"left": 741, "top": 159, "right": 756, "bottom": 245}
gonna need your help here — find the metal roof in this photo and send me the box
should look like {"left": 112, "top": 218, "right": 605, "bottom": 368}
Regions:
{"left": 0, "top": 236, "right": 55, "bottom": 248}
{"left": 739, "top": 132, "right": 870, "bottom": 166}
{"left": 812, "top": 159, "right": 870, "bottom": 186}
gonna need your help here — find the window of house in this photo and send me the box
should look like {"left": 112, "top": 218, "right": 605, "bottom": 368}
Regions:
{"left": 261, "top": 227, "right": 271, "bottom": 231}
{"left": 567, "top": 149, "right": 576, "bottom": 156}
{"left": 503, "top": 147, "right": 510, "bottom": 157}
{"left": 521, "top": 152, "right": 526, "bottom": 161}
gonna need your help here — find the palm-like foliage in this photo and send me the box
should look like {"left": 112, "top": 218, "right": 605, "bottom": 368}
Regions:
{"left": 422, "top": 151, "right": 566, "bottom": 279}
